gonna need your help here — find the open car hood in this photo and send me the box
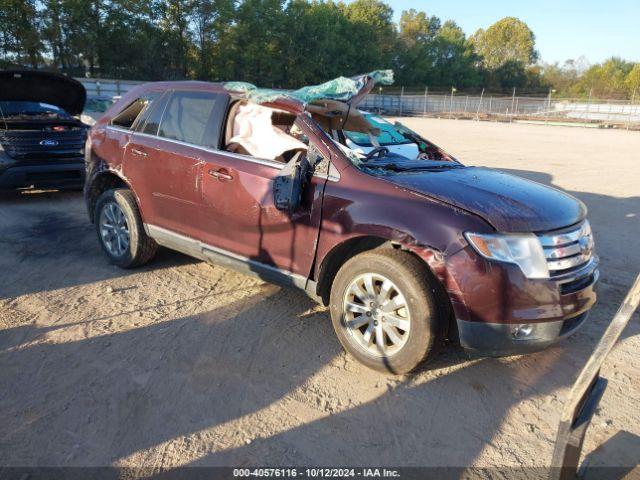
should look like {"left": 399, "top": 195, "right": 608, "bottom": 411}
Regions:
{"left": 0, "top": 70, "right": 86, "bottom": 116}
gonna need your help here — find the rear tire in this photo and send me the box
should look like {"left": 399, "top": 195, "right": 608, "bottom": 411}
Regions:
{"left": 329, "top": 249, "right": 447, "bottom": 374}
{"left": 94, "top": 188, "right": 157, "bottom": 268}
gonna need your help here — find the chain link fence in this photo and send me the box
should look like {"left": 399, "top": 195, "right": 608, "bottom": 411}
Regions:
{"left": 78, "top": 77, "right": 144, "bottom": 97}
{"left": 360, "top": 91, "right": 640, "bottom": 129}
{"left": 77, "top": 78, "right": 640, "bottom": 129}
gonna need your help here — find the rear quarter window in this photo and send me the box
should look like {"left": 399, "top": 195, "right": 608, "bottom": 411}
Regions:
{"left": 110, "top": 93, "right": 159, "bottom": 129}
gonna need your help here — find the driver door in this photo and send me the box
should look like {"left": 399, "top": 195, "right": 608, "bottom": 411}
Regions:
{"left": 198, "top": 120, "right": 331, "bottom": 279}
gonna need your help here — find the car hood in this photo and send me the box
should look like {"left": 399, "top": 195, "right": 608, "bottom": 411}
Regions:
{"left": 0, "top": 70, "right": 86, "bottom": 116}
{"left": 389, "top": 166, "right": 586, "bottom": 232}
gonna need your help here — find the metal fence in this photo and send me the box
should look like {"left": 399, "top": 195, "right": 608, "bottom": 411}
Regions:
{"left": 360, "top": 91, "right": 640, "bottom": 128}
{"left": 76, "top": 77, "right": 640, "bottom": 129}
{"left": 77, "top": 77, "right": 144, "bottom": 97}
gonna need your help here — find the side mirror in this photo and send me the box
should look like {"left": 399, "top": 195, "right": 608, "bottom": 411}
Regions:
{"left": 273, "top": 151, "right": 310, "bottom": 214}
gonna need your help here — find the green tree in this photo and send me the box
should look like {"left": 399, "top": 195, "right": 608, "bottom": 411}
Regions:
{"left": 154, "top": 0, "right": 195, "bottom": 78}
{"left": 40, "top": 0, "right": 70, "bottom": 70}
{"left": 394, "top": 9, "right": 440, "bottom": 85}
{"left": 471, "top": 17, "right": 537, "bottom": 70}
{"left": 99, "top": 0, "right": 170, "bottom": 79}
{"left": 626, "top": 64, "right": 640, "bottom": 97}
{"left": 5, "top": 0, "right": 638, "bottom": 98}
{"left": 0, "top": 0, "right": 42, "bottom": 67}
{"left": 343, "top": 0, "right": 395, "bottom": 73}
{"left": 573, "top": 57, "right": 634, "bottom": 98}
{"left": 224, "top": 0, "right": 287, "bottom": 84}
{"left": 189, "top": 0, "right": 235, "bottom": 79}
{"left": 430, "top": 20, "right": 480, "bottom": 88}
{"left": 280, "top": 0, "right": 357, "bottom": 86}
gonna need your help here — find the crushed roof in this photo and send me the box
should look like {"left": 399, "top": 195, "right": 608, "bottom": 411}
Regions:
{"left": 224, "top": 70, "right": 393, "bottom": 105}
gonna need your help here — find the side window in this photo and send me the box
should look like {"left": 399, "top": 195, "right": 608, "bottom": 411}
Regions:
{"left": 137, "top": 92, "right": 169, "bottom": 136}
{"left": 110, "top": 93, "right": 158, "bottom": 129}
{"left": 224, "top": 103, "right": 309, "bottom": 163}
{"left": 158, "top": 91, "right": 218, "bottom": 146}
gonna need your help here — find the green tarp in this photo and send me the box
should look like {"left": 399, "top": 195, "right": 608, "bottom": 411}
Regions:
{"left": 224, "top": 70, "right": 394, "bottom": 105}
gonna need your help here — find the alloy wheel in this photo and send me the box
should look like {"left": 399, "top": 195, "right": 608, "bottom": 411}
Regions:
{"left": 99, "top": 201, "right": 130, "bottom": 257}
{"left": 342, "top": 272, "right": 411, "bottom": 357}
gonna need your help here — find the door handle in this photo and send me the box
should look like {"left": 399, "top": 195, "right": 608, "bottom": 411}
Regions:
{"left": 208, "top": 168, "right": 233, "bottom": 181}
{"left": 131, "top": 147, "right": 148, "bottom": 157}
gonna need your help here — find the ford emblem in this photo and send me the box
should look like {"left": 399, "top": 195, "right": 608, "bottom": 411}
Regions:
{"left": 40, "top": 139, "right": 59, "bottom": 146}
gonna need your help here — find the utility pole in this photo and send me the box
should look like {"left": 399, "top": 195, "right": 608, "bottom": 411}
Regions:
{"left": 399, "top": 86, "right": 404, "bottom": 116}
{"left": 511, "top": 87, "right": 516, "bottom": 120}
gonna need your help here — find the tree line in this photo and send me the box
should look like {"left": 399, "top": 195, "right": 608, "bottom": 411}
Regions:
{"left": 1, "top": 0, "right": 639, "bottom": 98}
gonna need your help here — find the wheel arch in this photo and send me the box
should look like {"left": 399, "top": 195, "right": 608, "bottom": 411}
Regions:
{"left": 316, "top": 234, "right": 456, "bottom": 343}
{"left": 315, "top": 233, "right": 448, "bottom": 304}
{"left": 86, "top": 170, "right": 135, "bottom": 223}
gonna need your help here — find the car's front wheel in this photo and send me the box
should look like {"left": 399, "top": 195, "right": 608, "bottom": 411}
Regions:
{"left": 94, "top": 188, "right": 157, "bottom": 268}
{"left": 329, "top": 249, "right": 447, "bottom": 374}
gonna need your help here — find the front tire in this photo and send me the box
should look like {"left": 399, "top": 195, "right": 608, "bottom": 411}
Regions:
{"left": 94, "top": 188, "right": 157, "bottom": 268}
{"left": 329, "top": 249, "right": 447, "bottom": 374}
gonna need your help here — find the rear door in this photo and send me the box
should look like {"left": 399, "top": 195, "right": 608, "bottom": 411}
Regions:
{"left": 123, "top": 90, "right": 225, "bottom": 239}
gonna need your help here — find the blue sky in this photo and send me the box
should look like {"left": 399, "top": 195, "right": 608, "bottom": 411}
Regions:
{"left": 381, "top": 0, "right": 640, "bottom": 65}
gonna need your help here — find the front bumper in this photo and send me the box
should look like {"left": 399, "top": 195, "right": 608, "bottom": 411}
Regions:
{"left": 457, "top": 310, "right": 590, "bottom": 356}
{"left": 444, "top": 244, "right": 599, "bottom": 356}
{"left": 0, "top": 162, "right": 85, "bottom": 189}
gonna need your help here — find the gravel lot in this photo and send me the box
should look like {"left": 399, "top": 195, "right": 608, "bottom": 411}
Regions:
{"left": 1, "top": 118, "right": 639, "bottom": 475}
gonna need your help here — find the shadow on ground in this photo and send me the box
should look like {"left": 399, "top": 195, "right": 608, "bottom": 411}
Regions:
{"left": 582, "top": 430, "right": 640, "bottom": 480}
{"left": 1, "top": 283, "right": 571, "bottom": 475}
{"left": 0, "top": 169, "right": 639, "bottom": 472}
{"left": 0, "top": 190, "right": 197, "bottom": 300}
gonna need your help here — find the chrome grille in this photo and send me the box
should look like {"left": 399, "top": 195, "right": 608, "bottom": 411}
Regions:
{"left": 538, "top": 221, "right": 594, "bottom": 274}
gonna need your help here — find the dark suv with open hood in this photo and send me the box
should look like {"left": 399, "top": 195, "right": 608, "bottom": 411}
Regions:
{"left": 0, "top": 70, "right": 88, "bottom": 190}
{"left": 84, "top": 72, "right": 598, "bottom": 374}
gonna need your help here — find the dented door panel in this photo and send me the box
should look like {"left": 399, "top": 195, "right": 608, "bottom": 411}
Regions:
{"left": 198, "top": 149, "right": 326, "bottom": 277}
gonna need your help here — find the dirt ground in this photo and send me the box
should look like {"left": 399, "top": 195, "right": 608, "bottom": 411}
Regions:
{"left": 1, "top": 118, "right": 639, "bottom": 475}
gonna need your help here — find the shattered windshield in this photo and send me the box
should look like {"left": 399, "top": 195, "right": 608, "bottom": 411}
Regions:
{"left": 344, "top": 114, "right": 412, "bottom": 147}
{"left": 222, "top": 70, "right": 460, "bottom": 173}
{"left": 335, "top": 115, "right": 462, "bottom": 173}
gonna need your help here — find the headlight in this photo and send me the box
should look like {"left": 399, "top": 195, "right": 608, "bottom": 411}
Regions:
{"left": 465, "top": 232, "right": 549, "bottom": 279}
{"left": 80, "top": 114, "right": 96, "bottom": 126}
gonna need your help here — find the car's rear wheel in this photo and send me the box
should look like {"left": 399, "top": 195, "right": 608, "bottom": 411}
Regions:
{"left": 94, "top": 188, "right": 157, "bottom": 268}
{"left": 329, "top": 249, "right": 447, "bottom": 374}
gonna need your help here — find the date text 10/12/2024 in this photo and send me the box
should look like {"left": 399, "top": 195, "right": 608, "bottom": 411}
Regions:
{"left": 233, "top": 468, "right": 401, "bottom": 478}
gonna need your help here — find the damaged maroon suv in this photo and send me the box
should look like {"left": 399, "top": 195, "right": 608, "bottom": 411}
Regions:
{"left": 85, "top": 72, "right": 598, "bottom": 373}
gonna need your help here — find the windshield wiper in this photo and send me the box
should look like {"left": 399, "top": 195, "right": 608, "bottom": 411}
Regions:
{"left": 364, "top": 160, "right": 463, "bottom": 172}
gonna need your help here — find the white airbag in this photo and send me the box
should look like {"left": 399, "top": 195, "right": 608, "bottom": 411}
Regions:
{"left": 228, "top": 103, "right": 307, "bottom": 160}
